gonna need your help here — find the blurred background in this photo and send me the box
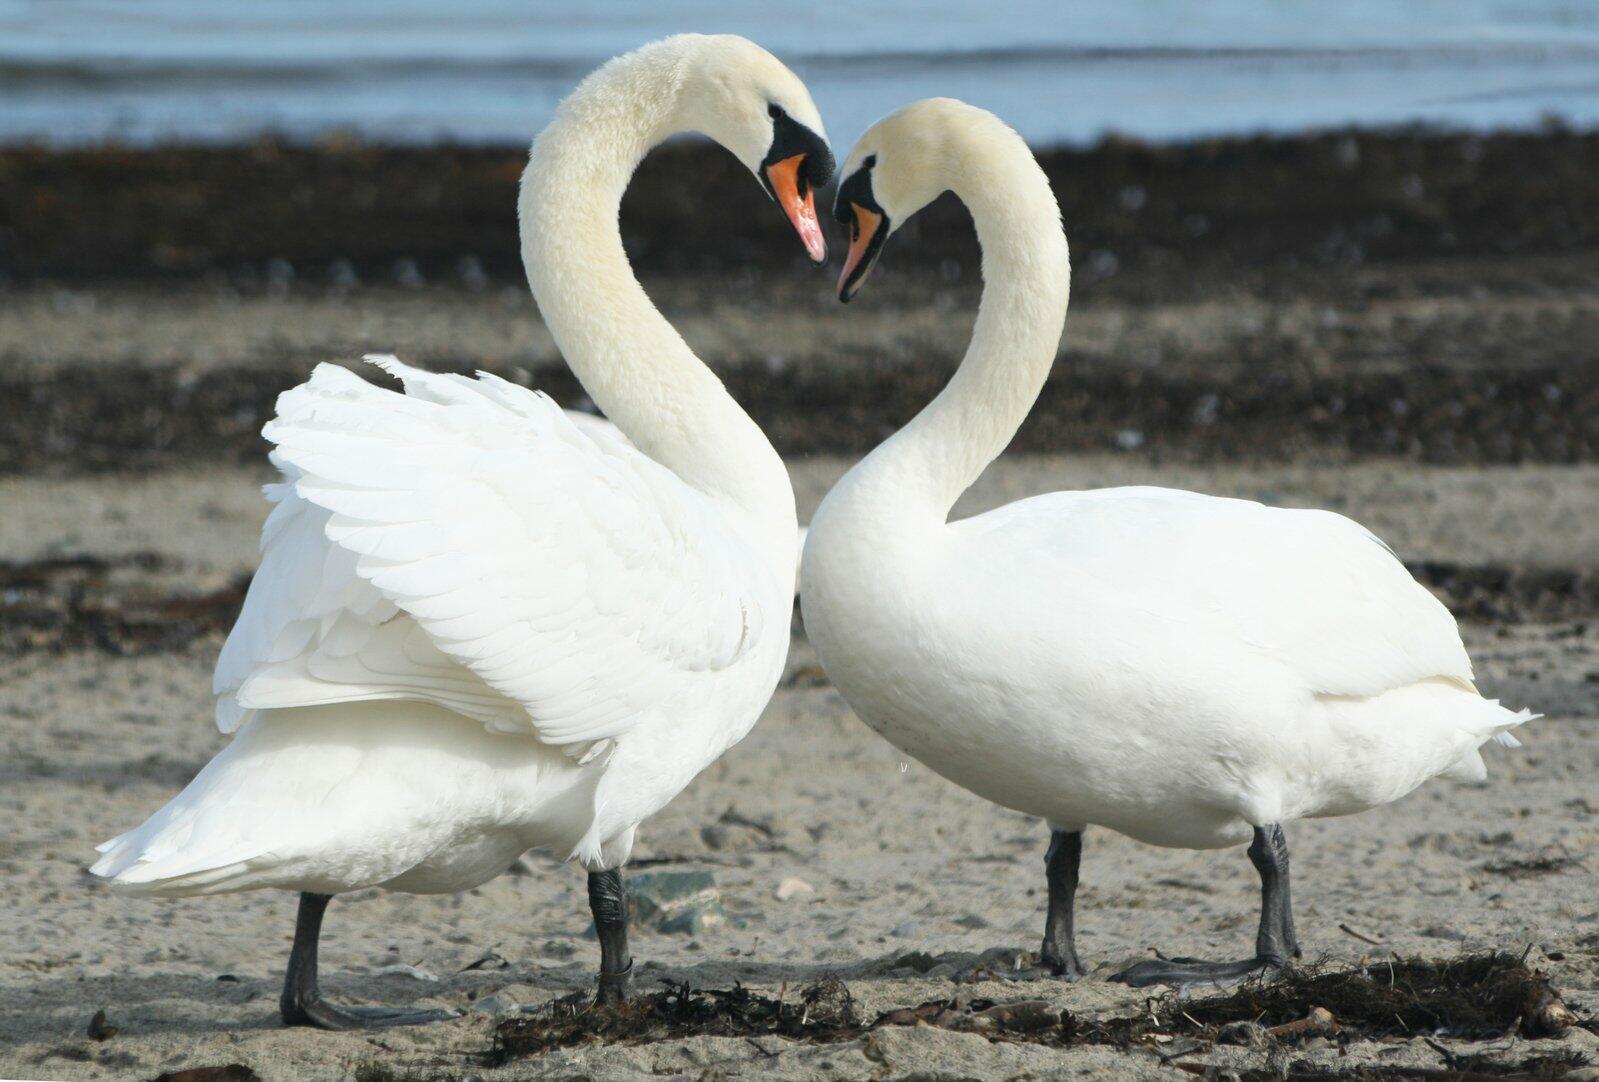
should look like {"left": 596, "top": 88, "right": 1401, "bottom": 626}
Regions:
{"left": 2, "top": 0, "right": 1597, "bottom": 470}
{"left": 2, "top": 5, "right": 1599, "bottom": 1075}
{"left": 2, "top": 0, "right": 1597, "bottom": 846}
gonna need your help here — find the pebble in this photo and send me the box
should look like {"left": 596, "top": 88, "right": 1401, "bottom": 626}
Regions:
{"left": 627, "top": 870, "right": 728, "bottom": 935}
{"left": 1214, "top": 1019, "right": 1271, "bottom": 1049}
{"left": 370, "top": 963, "right": 439, "bottom": 982}
{"left": 775, "top": 876, "right": 814, "bottom": 901}
{"left": 470, "top": 992, "right": 520, "bottom": 1016}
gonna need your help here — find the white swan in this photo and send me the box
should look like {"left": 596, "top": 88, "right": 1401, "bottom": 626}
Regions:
{"left": 801, "top": 98, "right": 1531, "bottom": 989}
{"left": 92, "top": 35, "right": 833, "bottom": 1027}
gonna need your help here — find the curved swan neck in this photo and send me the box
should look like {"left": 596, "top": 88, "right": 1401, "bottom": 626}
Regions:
{"left": 517, "top": 41, "right": 794, "bottom": 544}
{"left": 854, "top": 144, "right": 1070, "bottom": 525}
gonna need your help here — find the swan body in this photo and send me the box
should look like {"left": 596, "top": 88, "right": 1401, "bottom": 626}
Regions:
{"left": 96, "top": 355, "right": 792, "bottom": 891}
{"left": 810, "top": 482, "right": 1520, "bottom": 851}
{"left": 803, "top": 99, "right": 1529, "bottom": 982}
{"left": 92, "top": 35, "right": 833, "bottom": 1020}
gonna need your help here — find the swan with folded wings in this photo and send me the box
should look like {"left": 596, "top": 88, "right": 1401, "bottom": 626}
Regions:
{"left": 802, "top": 99, "right": 1531, "bottom": 990}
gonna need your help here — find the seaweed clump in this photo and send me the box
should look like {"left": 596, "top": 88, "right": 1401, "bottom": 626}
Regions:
{"left": 1164, "top": 952, "right": 1575, "bottom": 1041}
{"left": 491, "top": 979, "right": 861, "bottom": 1063}
{"left": 489, "top": 953, "right": 1575, "bottom": 1065}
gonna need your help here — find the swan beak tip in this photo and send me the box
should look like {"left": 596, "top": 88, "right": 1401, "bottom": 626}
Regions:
{"left": 765, "top": 154, "right": 827, "bottom": 264}
{"left": 836, "top": 203, "right": 884, "bottom": 304}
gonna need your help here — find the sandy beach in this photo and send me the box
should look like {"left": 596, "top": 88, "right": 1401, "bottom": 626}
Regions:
{"left": 2, "top": 126, "right": 1597, "bottom": 1079}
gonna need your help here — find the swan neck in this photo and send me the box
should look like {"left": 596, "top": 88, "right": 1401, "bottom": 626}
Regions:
{"left": 517, "top": 45, "right": 794, "bottom": 553}
{"left": 863, "top": 157, "right": 1070, "bottom": 524}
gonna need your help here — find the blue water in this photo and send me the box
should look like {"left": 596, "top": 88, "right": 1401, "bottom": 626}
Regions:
{"left": 4, "top": 0, "right": 1599, "bottom": 147}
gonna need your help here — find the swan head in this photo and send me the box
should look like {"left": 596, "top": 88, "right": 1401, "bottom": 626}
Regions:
{"left": 833, "top": 98, "right": 1024, "bottom": 302}
{"left": 673, "top": 35, "right": 834, "bottom": 263}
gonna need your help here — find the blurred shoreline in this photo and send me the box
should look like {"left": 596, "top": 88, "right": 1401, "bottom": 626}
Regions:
{"left": 2, "top": 127, "right": 1595, "bottom": 471}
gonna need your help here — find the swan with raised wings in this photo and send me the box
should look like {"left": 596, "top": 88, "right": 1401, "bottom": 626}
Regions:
{"left": 800, "top": 99, "right": 1530, "bottom": 989}
{"left": 92, "top": 35, "right": 833, "bottom": 1027}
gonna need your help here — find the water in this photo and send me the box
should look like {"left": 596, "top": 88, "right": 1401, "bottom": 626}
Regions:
{"left": 5, "top": 0, "right": 1599, "bottom": 147}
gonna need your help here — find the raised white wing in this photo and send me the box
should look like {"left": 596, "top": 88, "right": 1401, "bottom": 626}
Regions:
{"left": 216, "top": 356, "right": 766, "bottom": 749}
{"left": 212, "top": 461, "right": 529, "bottom": 734}
{"left": 963, "top": 486, "right": 1474, "bottom": 701}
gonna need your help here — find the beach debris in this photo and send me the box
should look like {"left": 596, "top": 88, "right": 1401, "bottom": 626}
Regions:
{"left": 1482, "top": 854, "right": 1579, "bottom": 880}
{"left": 86, "top": 1009, "right": 116, "bottom": 1041}
{"left": 492, "top": 979, "right": 861, "bottom": 1062}
{"left": 1264, "top": 1006, "right": 1340, "bottom": 1040}
{"left": 459, "top": 949, "right": 510, "bottom": 972}
{"left": 490, "top": 951, "right": 1572, "bottom": 1062}
{"left": 1143, "top": 952, "right": 1570, "bottom": 1041}
{"left": 471, "top": 991, "right": 522, "bottom": 1016}
{"left": 0, "top": 553, "right": 246, "bottom": 656}
{"left": 1213, "top": 1019, "right": 1270, "bottom": 1048}
{"left": 1337, "top": 921, "right": 1385, "bottom": 946}
{"left": 969, "top": 998, "right": 1058, "bottom": 1033}
{"left": 1522, "top": 978, "right": 1579, "bottom": 1038}
{"left": 153, "top": 1067, "right": 260, "bottom": 1082}
{"left": 774, "top": 876, "right": 814, "bottom": 901}
{"left": 717, "top": 807, "right": 777, "bottom": 838}
{"left": 626, "top": 870, "right": 727, "bottom": 935}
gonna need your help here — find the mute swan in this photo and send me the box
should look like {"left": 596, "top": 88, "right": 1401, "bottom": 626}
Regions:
{"left": 92, "top": 35, "right": 833, "bottom": 1027}
{"left": 801, "top": 98, "right": 1531, "bottom": 990}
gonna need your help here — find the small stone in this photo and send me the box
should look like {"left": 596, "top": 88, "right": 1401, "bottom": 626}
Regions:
{"left": 953, "top": 914, "right": 989, "bottom": 929}
{"left": 471, "top": 992, "right": 517, "bottom": 1016}
{"left": 775, "top": 876, "right": 814, "bottom": 901}
{"left": 370, "top": 963, "right": 439, "bottom": 982}
{"left": 87, "top": 1009, "right": 116, "bottom": 1041}
{"left": 699, "top": 824, "right": 730, "bottom": 851}
{"left": 627, "top": 871, "right": 727, "bottom": 935}
{"left": 1215, "top": 1019, "right": 1270, "bottom": 1049}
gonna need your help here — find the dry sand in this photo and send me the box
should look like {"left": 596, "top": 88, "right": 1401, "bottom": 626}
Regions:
{"left": 2, "top": 457, "right": 1597, "bottom": 1080}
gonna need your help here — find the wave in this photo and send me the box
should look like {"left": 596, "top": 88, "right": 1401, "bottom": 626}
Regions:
{"left": 8, "top": 39, "right": 1599, "bottom": 93}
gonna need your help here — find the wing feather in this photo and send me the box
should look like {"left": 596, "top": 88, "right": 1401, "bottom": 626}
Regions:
{"left": 223, "top": 356, "right": 764, "bottom": 749}
{"left": 967, "top": 487, "right": 1473, "bottom": 701}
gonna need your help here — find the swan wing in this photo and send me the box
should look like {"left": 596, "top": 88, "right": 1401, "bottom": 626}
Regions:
{"left": 212, "top": 463, "right": 527, "bottom": 734}
{"left": 248, "top": 357, "right": 764, "bottom": 748}
{"left": 967, "top": 487, "right": 1474, "bottom": 700}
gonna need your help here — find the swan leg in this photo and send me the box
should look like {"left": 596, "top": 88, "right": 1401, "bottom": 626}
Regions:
{"left": 1112, "top": 824, "right": 1301, "bottom": 990}
{"left": 279, "top": 893, "right": 459, "bottom": 1029}
{"left": 589, "top": 869, "right": 634, "bottom": 1005}
{"left": 990, "top": 828, "right": 1087, "bottom": 981}
{"left": 1039, "top": 829, "right": 1088, "bottom": 978}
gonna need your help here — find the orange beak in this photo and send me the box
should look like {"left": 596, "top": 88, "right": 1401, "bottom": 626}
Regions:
{"left": 765, "top": 154, "right": 827, "bottom": 264}
{"left": 838, "top": 203, "right": 885, "bottom": 303}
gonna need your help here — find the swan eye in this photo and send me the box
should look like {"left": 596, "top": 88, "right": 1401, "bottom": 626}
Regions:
{"left": 768, "top": 103, "right": 784, "bottom": 120}
{"left": 863, "top": 154, "right": 877, "bottom": 169}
